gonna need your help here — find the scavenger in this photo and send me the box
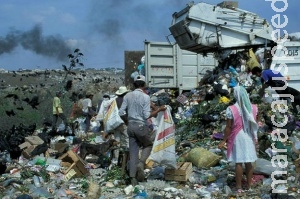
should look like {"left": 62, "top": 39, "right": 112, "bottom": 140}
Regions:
{"left": 218, "top": 86, "right": 258, "bottom": 192}
{"left": 119, "top": 75, "right": 166, "bottom": 186}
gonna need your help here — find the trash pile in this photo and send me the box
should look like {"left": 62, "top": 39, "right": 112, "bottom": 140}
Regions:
{"left": 1, "top": 48, "right": 300, "bottom": 198}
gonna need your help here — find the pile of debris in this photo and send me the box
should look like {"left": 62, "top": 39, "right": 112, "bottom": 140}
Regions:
{"left": 1, "top": 48, "right": 300, "bottom": 198}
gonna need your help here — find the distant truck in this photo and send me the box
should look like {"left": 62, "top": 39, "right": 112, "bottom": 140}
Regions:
{"left": 168, "top": 1, "right": 300, "bottom": 91}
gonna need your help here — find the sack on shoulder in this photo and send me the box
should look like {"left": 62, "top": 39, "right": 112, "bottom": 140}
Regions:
{"left": 103, "top": 100, "right": 124, "bottom": 132}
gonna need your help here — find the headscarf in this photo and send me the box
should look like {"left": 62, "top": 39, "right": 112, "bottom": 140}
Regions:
{"left": 233, "top": 86, "right": 258, "bottom": 139}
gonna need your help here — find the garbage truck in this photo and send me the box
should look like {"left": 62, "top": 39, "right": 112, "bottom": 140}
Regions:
{"left": 144, "top": 41, "right": 218, "bottom": 94}
{"left": 168, "top": 1, "right": 300, "bottom": 91}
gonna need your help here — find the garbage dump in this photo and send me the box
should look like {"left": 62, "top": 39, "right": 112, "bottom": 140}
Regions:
{"left": 0, "top": 44, "right": 299, "bottom": 199}
{"left": 1, "top": 2, "right": 300, "bottom": 199}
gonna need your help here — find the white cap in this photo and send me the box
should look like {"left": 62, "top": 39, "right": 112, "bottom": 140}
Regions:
{"left": 134, "top": 75, "right": 145, "bottom": 82}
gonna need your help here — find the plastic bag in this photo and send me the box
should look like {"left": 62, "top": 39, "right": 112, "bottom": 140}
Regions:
{"left": 246, "top": 48, "right": 261, "bottom": 71}
{"left": 263, "top": 87, "right": 279, "bottom": 104}
{"left": 57, "top": 122, "right": 65, "bottom": 131}
{"left": 229, "top": 78, "right": 237, "bottom": 87}
{"left": 103, "top": 100, "right": 124, "bottom": 132}
{"left": 187, "top": 147, "right": 221, "bottom": 168}
{"left": 148, "top": 105, "right": 177, "bottom": 169}
{"left": 228, "top": 158, "right": 284, "bottom": 176}
{"left": 96, "top": 97, "right": 116, "bottom": 121}
{"left": 131, "top": 71, "right": 139, "bottom": 80}
{"left": 90, "top": 120, "right": 100, "bottom": 133}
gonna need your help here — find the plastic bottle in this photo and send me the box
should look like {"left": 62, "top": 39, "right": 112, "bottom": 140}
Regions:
{"left": 134, "top": 190, "right": 147, "bottom": 199}
{"left": 35, "top": 158, "right": 46, "bottom": 166}
{"left": 33, "top": 175, "right": 41, "bottom": 187}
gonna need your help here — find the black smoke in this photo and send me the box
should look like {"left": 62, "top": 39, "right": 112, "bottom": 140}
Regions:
{"left": 0, "top": 24, "right": 71, "bottom": 62}
{"left": 0, "top": 1, "right": 185, "bottom": 68}
{"left": 87, "top": 0, "right": 184, "bottom": 65}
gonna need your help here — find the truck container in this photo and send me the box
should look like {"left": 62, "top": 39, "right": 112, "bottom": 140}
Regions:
{"left": 169, "top": 1, "right": 274, "bottom": 54}
{"left": 168, "top": 1, "right": 300, "bottom": 91}
{"left": 271, "top": 41, "right": 300, "bottom": 91}
{"left": 144, "top": 41, "right": 217, "bottom": 93}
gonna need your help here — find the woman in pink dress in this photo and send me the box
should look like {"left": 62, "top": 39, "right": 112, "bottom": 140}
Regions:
{"left": 218, "top": 86, "right": 258, "bottom": 192}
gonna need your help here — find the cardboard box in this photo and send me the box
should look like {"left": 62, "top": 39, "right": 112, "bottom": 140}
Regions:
{"left": 18, "top": 136, "right": 45, "bottom": 159}
{"left": 64, "top": 169, "right": 77, "bottom": 181}
{"left": 53, "top": 143, "right": 69, "bottom": 153}
{"left": 58, "top": 150, "right": 88, "bottom": 177}
{"left": 165, "top": 162, "right": 193, "bottom": 182}
{"left": 21, "top": 145, "right": 36, "bottom": 159}
{"left": 19, "top": 145, "right": 33, "bottom": 159}
{"left": 25, "top": 136, "right": 44, "bottom": 145}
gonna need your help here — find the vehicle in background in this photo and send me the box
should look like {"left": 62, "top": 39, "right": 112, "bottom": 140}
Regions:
{"left": 168, "top": 1, "right": 300, "bottom": 91}
{"left": 144, "top": 41, "right": 217, "bottom": 94}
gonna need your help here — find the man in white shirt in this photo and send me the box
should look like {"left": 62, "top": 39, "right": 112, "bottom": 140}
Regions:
{"left": 119, "top": 75, "right": 166, "bottom": 185}
{"left": 82, "top": 93, "right": 96, "bottom": 133}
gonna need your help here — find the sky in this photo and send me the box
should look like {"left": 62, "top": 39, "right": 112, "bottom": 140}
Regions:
{"left": 0, "top": 0, "right": 299, "bottom": 71}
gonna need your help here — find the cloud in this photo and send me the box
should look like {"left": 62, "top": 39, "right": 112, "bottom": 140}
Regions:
{"left": 65, "top": 39, "right": 88, "bottom": 49}
{"left": 43, "top": 6, "right": 57, "bottom": 15}
{"left": 29, "top": 14, "right": 45, "bottom": 23}
{"left": 25, "top": 6, "right": 57, "bottom": 24}
{"left": 60, "top": 13, "right": 77, "bottom": 24}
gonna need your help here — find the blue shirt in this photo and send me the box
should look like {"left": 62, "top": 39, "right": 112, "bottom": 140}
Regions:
{"left": 119, "top": 89, "right": 151, "bottom": 124}
{"left": 262, "top": 69, "right": 283, "bottom": 82}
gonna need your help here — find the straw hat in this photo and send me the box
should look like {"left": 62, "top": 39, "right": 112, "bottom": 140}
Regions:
{"left": 115, "top": 86, "right": 130, "bottom": 95}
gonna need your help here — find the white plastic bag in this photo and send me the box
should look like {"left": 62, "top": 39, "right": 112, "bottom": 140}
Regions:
{"left": 90, "top": 120, "right": 101, "bottom": 133}
{"left": 103, "top": 99, "right": 124, "bottom": 132}
{"left": 263, "top": 87, "right": 279, "bottom": 104}
{"left": 57, "top": 122, "right": 65, "bottom": 131}
{"left": 96, "top": 97, "right": 116, "bottom": 121}
{"left": 148, "top": 105, "right": 177, "bottom": 169}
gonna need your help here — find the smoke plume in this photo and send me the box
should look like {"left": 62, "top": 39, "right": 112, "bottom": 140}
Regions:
{"left": 0, "top": 24, "right": 71, "bottom": 62}
{"left": 87, "top": 0, "right": 183, "bottom": 65}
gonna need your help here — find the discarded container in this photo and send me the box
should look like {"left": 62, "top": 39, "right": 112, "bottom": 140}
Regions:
{"left": 58, "top": 150, "right": 88, "bottom": 177}
{"left": 64, "top": 169, "right": 76, "bottom": 181}
{"left": 134, "top": 190, "right": 148, "bottom": 199}
{"left": 165, "top": 162, "right": 193, "bottom": 182}
{"left": 33, "top": 175, "right": 41, "bottom": 187}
